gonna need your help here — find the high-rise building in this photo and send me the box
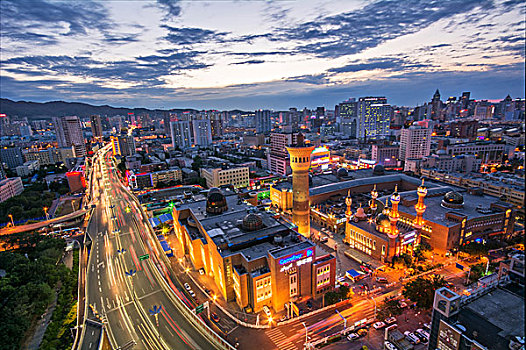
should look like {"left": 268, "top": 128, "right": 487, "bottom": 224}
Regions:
{"left": 268, "top": 132, "right": 299, "bottom": 175}
{"left": 460, "top": 91, "right": 471, "bottom": 110}
{"left": 0, "top": 177, "right": 23, "bottom": 203}
{"left": 90, "top": 115, "right": 103, "bottom": 138}
{"left": 201, "top": 166, "right": 249, "bottom": 189}
{"left": 399, "top": 123, "right": 432, "bottom": 162}
{"left": 430, "top": 89, "right": 443, "bottom": 120}
{"left": 255, "top": 109, "right": 271, "bottom": 134}
{"left": 210, "top": 113, "right": 223, "bottom": 137}
{"left": 357, "top": 97, "right": 391, "bottom": 140}
{"left": 287, "top": 135, "right": 314, "bottom": 237}
{"left": 338, "top": 99, "right": 358, "bottom": 137}
{"left": 53, "top": 116, "right": 86, "bottom": 157}
{"left": 192, "top": 119, "right": 212, "bottom": 147}
{"left": 429, "top": 282, "right": 524, "bottom": 350}
{"left": 170, "top": 120, "right": 192, "bottom": 149}
{"left": 371, "top": 143, "right": 399, "bottom": 167}
{"left": 0, "top": 147, "right": 24, "bottom": 169}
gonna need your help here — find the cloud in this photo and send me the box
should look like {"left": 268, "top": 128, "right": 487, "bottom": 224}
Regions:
{"left": 156, "top": 0, "right": 182, "bottom": 17}
{"left": 0, "top": 0, "right": 111, "bottom": 45}
{"left": 2, "top": 53, "right": 211, "bottom": 88}
{"left": 230, "top": 60, "right": 265, "bottom": 65}
{"left": 264, "top": 0, "right": 494, "bottom": 58}
{"left": 161, "top": 25, "right": 228, "bottom": 45}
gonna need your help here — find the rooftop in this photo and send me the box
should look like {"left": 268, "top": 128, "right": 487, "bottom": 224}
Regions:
{"left": 378, "top": 186, "right": 511, "bottom": 227}
{"left": 457, "top": 287, "right": 524, "bottom": 350}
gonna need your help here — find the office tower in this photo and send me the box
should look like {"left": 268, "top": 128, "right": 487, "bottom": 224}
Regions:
{"left": 0, "top": 147, "right": 24, "bottom": 169}
{"left": 430, "top": 89, "right": 443, "bottom": 120}
{"left": 170, "top": 120, "right": 193, "bottom": 148}
{"left": 357, "top": 97, "right": 391, "bottom": 140}
{"left": 192, "top": 118, "right": 212, "bottom": 146}
{"left": 460, "top": 91, "right": 471, "bottom": 110}
{"left": 286, "top": 135, "right": 314, "bottom": 237}
{"left": 90, "top": 115, "right": 103, "bottom": 138}
{"left": 473, "top": 100, "right": 495, "bottom": 120}
{"left": 338, "top": 99, "right": 358, "bottom": 137}
{"left": 399, "top": 123, "right": 432, "bottom": 162}
{"left": 268, "top": 132, "right": 299, "bottom": 175}
{"left": 53, "top": 116, "right": 86, "bottom": 157}
{"left": 210, "top": 113, "right": 223, "bottom": 137}
{"left": 255, "top": 109, "right": 271, "bottom": 134}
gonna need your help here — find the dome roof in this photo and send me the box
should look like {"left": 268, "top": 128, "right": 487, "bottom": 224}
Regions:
{"left": 444, "top": 191, "right": 463, "bottom": 204}
{"left": 355, "top": 206, "right": 366, "bottom": 218}
{"left": 373, "top": 164, "right": 385, "bottom": 175}
{"left": 441, "top": 191, "right": 464, "bottom": 209}
{"left": 206, "top": 188, "right": 228, "bottom": 214}
{"left": 337, "top": 168, "right": 348, "bottom": 177}
{"left": 375, "top": 213, "right": 390, "bottom": 227}
{"left": 242, "top": 213, "right": 263, "bottom": 231}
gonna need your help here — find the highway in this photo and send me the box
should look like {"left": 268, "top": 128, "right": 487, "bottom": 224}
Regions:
{"left": 78, "top": 145, "right": 231, "bottom": 350}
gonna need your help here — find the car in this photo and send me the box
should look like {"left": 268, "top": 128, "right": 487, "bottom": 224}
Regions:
{"left": 262, "top": 305, "right": 272, "bottom": 318}
{"left": 376, "top": 277, "right": 388, "bottom": 283}
{"left": 357, "top": 328, "right": 368, "bottom": 337}
{"left": 184, "top": 283, "right": 191, "bottom": 291}
{"left": 423, "top": 322, "right": 431, "bottom": 330}
{"left": 199, "top": 268, "right": 205, "bottom": 275}
{"left": 306, "top": 300, "right": 313, "bottom": 309}
{"left": 399, "top": 301, "right": 408, "bottom": 308}
{"left": 320, "top": 236, "right": 329, "bottom": 243}
{"left": 210, "top": 312, "right": 220, "bottom": 323}
{"left": 189, "top": 290, "right": 196, "bottom": 298}
{"left": 416, "top": 328, "right": 430, "bottom": 342}
{"left": 347, "top": 333, "right": 359, "bottom": 341}
{"left": 373, "top": 321, "right": 386, "bottom": 329}
{"left": 404, "top": 331, "right": 421, "bottom": 344}
{"left": 384, "top": 341, "right": 397, "bottom": 350}
{"left": 385, "top": 317, "right": 397, "bottom": 324}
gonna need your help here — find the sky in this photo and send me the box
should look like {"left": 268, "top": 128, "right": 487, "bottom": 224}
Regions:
{"left": 0, "top": 0, "right": 524, "bottom": 110}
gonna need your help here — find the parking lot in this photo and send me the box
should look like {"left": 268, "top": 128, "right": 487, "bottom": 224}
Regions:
{"left": 325, "top": 306, "right": 431, "bottom": 350}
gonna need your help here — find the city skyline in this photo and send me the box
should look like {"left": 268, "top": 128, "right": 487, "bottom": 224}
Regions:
{"left": 1, "top": 0, "right": 525, "bottom": 110}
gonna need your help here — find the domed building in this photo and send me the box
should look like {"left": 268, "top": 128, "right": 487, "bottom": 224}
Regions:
{"left": 441, "top": 191, "right": 464, "bottom": 209}
{"left": 242, "top": 213, "right": 263, "bottom": 231}
{"left": 373, "top": 164, "right": 385, "bottom": 175}
{"left": 206, "top": 188, "right": 228, "bottom": 214}
{"left": 336, "top": 168, "right": 348, "bottom": 178}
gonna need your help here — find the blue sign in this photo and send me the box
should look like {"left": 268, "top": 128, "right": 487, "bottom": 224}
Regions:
{"left": 455, "top": 263, "right": 465, "bottom": 271}
{"left": 279, "top": 249, "right": 313, "bottom": 265}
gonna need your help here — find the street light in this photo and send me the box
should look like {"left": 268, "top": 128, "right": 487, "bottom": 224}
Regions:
{"left": 8, "top": 214, "right": 14, "bottom": 227}
{"left": 302, "top": 322, "right": 308, "bottom": 348}
{"left": 369, "top": 295, "right": 377, "bottom": 319}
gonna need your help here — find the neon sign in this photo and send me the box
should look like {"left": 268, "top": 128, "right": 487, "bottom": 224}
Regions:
{"left": 279, "top": 249, "right": 313, "bottom": 265}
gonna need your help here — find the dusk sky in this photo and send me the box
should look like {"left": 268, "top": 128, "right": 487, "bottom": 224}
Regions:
{"left": 1, "top": 0, "right": 524, "bottom": 110}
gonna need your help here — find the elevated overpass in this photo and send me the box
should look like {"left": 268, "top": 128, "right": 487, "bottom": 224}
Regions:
{"left": 0, "top": 208, "right": 88, "bottom": 236}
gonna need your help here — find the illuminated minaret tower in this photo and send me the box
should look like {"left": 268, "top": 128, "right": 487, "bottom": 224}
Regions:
{"left": 413, "top": 179, "right": 427, "bottom": 245}
{"left": 345, "top": 190, "right": 353, "bottom": 219}
{"left": 287, "top": 135, "right": 315, "bottom": 237}
{"left": 388, "top": 185, "right": 401, "bottom": 259}
{"left": 369, "top": 184, "right": 378, "bottom": 213}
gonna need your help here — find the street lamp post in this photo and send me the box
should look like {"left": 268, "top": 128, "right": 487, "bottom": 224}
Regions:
{"left": 370, "top": 295, "right": 377, "bottom": 319}
{"left": 302, "top": 322, "right": 308, "bottom": 349}
{"left": 43, "top": 207, "right": 49, "bottom": 220}
{"left": 8, "top": 214, "right": 14, "bottom": 227}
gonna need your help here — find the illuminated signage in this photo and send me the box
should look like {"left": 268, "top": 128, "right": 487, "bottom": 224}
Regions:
{"left": 279, "top": 249, "right": 313, "bottom": 266}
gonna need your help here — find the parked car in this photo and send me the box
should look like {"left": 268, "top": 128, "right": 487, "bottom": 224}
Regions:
{"left": 320, "top": 236, "right": 329, "bottom": 243}
{"left": 262, "top": 305, "right": 272, "bottom": 318}
{"left": 416, "top": 328, "right": 430, "bottom": 343}
{"left": 199, "top": 268, "right": 205, "bottom": 275}
{"left": 384, "top": 341, "right": 397, "bottom": 350}
{"left": 399, "top": 301, "right": 408, "bottom": 308}
{"left": 423, "top": 322, "right": 431, "bottom": 330}
{"left": 385, "top": 317, "right": 397, "bottom": 324}
{"left": 376, "top": 277, "right": 388, "bottom": 283}
{"left": 210, "top": 312, "right": 220, "bottom": 323}
{"left": 373, "top": 321, "right": 386, "bottom": 329}
{"left": 189, "top": 290, "right": 196, "bottom": 298}
{"left": 357, "top": 328, "right": 368, "bottom": 337}
{"left": 184, "top": 283, "right": 191, "bottom": 291}
{"left": 404, "top": 331, "right": 421, "bottom": 344}
{"left": 347, "top": 333, "right": 359, "bottom": 341}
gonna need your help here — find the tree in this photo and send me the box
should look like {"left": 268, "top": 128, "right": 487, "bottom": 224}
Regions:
{"left": 191, "top": 155, "right": 203, "bottom": 172}
{"left": 377, "top": 298, "right": 403, "bottom": 320}
{"left": 402, "top": 275, "right": 447, "bottom": 309}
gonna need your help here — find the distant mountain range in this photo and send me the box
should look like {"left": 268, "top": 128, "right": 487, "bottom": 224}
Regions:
{"left": 0, "top": 98, "right": 204, "bottom": 119}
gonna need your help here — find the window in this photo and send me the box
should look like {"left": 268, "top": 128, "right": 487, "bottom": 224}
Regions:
{"left": 256, "top": 276, "right": 272, "bottom": 302}
{"left": 289, "top": 273, "right": 298, "bottom": 297}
